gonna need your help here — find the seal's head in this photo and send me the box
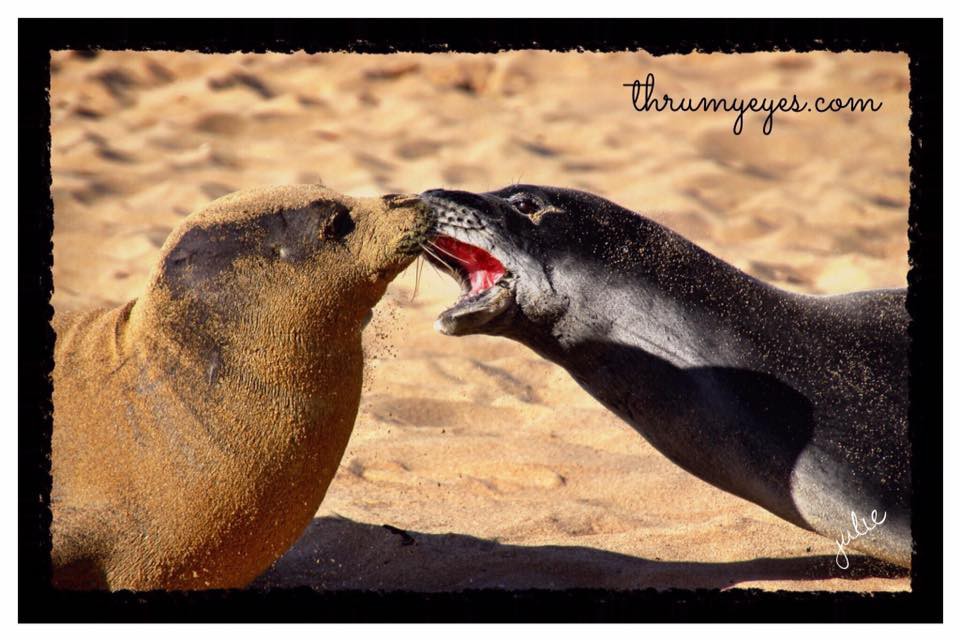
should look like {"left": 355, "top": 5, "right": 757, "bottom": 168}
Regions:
{"left": 137, "top": 185, "right": 434, "bottom": 350}
{"left": 422, "top": 184, "right": 663, "bottom": 342}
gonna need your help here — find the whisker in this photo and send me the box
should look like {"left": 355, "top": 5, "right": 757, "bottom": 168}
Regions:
{"left": 424, "top": 239, "right": 464, "bottom": 263}
{"left": 417, "top": 248, "right": 448, "bottom": 281}
{"left": 410, "top": 256, "right": 423, "bottom": 302}
{"left": 419, "top": 242, "right": 459, "bottom": 280}
{"left": 424, "top": 259, "right": 445, "bottom": 280}
{"left": 419, "top": 242, "right": 452, "bottom": 268}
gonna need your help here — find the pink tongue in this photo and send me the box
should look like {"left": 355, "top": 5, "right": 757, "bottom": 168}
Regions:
{"left": 470, "top": 269, "right": 499, "bottom": 294}
{"left": 434, "top": 236, "right": 506, "bottom": 295}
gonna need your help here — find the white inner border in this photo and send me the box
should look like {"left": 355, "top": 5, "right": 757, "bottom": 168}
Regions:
{"left": 7, "top": 2, "right": 952, "bottom": 637}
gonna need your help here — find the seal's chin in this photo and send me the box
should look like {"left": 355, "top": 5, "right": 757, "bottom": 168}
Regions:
{"left": 425, "top": 235, "right": 516, "bottom": 336}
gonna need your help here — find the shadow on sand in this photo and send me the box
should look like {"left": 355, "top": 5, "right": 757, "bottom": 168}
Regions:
{"left": 252, "top": 516, "right": 907, "bottom": 591}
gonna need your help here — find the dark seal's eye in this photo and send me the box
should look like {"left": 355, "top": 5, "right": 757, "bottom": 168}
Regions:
{"left": 512, "top": 196, "right": 540, "bottom": 216}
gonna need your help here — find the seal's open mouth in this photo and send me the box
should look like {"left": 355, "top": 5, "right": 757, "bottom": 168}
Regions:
{"left": 423, "top": 235, "right": 516, "bottom": 335}
{"left": 434, "top": 236, "right": 506, "bottom": 297}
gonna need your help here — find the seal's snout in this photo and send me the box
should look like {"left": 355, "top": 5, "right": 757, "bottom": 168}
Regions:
{"left": 418, "top": 189, "right": 520, "bottom": 338}
{"left": 350, "top": 193, "right": 435, "bottom": 276}
{"left": 421, "top": 188, "right": 488, "bottom": 212}
{"left": 382, "top": 193, "right": 423, "bottom": 209}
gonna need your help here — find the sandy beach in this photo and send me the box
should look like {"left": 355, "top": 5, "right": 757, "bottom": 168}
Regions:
{"left": 50, "top": 49, "right": 910, "bottom": 591}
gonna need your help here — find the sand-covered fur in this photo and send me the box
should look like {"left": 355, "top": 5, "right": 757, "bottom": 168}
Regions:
{"left": 51, "top": 185, "right": 432, "bottom": 590}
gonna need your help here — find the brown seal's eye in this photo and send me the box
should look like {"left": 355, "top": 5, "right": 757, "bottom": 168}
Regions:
{"left": 513, "top": 197, "right": 539, "bottom": 215}
{"left": 321, "top": 205, "right": 355, "bottom": 240}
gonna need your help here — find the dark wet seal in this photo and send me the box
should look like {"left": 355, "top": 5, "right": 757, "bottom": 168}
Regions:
{"left": 420, "top": 183, "right": 911, "bottom": 569}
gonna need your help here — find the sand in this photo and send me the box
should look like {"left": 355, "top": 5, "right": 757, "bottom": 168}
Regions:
{"left": 50, "top": 49, "right": 910, "bottom": 592}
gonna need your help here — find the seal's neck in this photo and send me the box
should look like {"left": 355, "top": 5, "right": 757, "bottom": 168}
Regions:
{"left": 509, "top": 226, "right": 811, "bottom": 527}
{"left": 544, "top": 226, "right": 789, "bottom": 370}
{"left": 125, "top": 284, "right": 369, "bottom": 397}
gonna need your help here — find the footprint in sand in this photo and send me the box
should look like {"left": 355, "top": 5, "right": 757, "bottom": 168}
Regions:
{"left": 206, "top": 71, "right": 274, "bottom": 99}
{"left": 460, "top": 461, "right": 566, "bottom": 493}
{"left": 139, "top": 225, "right": 174, "bottom": 250}
{"left": 394, "top": 139, "right": 443, "bottom": 161}
{"left": 92, "top": 68, "right": 139, "bottom": 105}
{"left": 368, "top": 398, "right": 526, "bottom": 429}
{"left": 348, "top": 459, "right": 415, "bottom": 485}
{"left": 348, "top": 456, "right": 566, "bottom": 494}
{"left": 467, "top": 360, "right": 540, "bottom": 404}
{"left": 512, "top": 137, "right": 563, "bottom": 158}
{"left": 193, "top": 112, "right": 247, "bottom": 136}
{"left": 199, "top": 181, "right": 236, "bottom": 200}
{"left": 544, "top": 510, "right": 640, "bottom": 537}
{"left": 440, "top": 163, "right": 489, "bottom": 186}
{"left": 695, "top": 129, "right": 805, "bottom": 181}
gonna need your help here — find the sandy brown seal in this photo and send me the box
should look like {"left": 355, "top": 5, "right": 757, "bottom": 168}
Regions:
{"left": 51, "top": 185, "right": 433, "bottom": 590}
{"left": 420, "top": 184, "right": 911, "bottom": 569}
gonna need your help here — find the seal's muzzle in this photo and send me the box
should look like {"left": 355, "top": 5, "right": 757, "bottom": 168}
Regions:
{"left": 421, "top": 191, "right": 520, "bottom": 336}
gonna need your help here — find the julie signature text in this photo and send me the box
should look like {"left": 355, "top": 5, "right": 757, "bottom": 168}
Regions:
{"left": 835, "top": 509, "right": 887, "bottom": 569}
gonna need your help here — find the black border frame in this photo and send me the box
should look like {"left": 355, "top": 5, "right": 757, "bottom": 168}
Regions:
{"left": 19, "top": 18, "right": 943, "bottom": 623}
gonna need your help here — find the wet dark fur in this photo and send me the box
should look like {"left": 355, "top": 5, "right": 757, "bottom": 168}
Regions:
{"left": 422, "top": 184, "right": 910, "bottom": 568}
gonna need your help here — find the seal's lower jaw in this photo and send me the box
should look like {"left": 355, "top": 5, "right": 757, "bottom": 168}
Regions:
{"left": 435, "top": 278, "right": 515, "bottom": 336}
{"left": 426, "top": 235, "right": 516, "bottom": 336}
